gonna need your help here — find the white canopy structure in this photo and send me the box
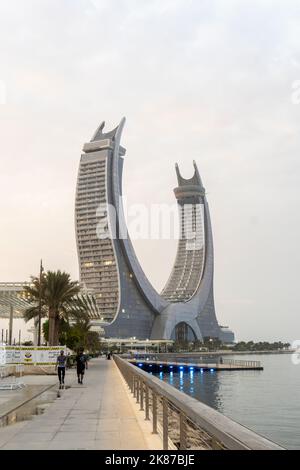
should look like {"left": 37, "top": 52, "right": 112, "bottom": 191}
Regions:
{"left": 0, "top": 282, "right": 32, "bottom": 345}
{"left": 0, "top": 283, "right": 31, "bottom": 319}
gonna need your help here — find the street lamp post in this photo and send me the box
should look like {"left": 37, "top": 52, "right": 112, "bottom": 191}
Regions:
{"left": 37, "top": 260, "right": 43, "bottom": 347}
{"left": 9, "top": 306, "right": 13, "bottom": 345}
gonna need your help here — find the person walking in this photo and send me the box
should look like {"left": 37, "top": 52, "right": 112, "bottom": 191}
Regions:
{"left": 76, "top": 348, "right": 88, "bottom": 384}
{"left": 55, "top": 350, "right": 67, "bottom": 389}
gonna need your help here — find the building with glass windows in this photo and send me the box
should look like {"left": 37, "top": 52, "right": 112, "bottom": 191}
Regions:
{"left": 75, "top": 118, "right": 234, "bottom": 343}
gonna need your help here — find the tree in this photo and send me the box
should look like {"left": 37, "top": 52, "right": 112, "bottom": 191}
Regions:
{"left": 85, "top": 331, "right": 102, "bottom": 353}
{"left": 192, "top": 339, "right": 204, "bottom": 351}
{"left": 42, "top": 320, "right": 49, "bottom": 342}
{"left": 24, "top": 270, "right": 80, "bottom": 345}
{"left": 40, "top": 295, "right": 102, "bottom": 353}
{"left": 173, "top": 340, "right": 189, "bottom": 352}
{"left": 203, "top": 337, "right": 222, "bottom": 351}
{"left": 232, "top": 341, "right": 291, "bottom": 351}
{"left": 43, "top": 318, "right": 70, "bottom": 345}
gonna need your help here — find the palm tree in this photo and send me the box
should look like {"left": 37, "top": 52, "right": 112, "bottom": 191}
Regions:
{"left": 65, "top": 295, "right": 102, "bottom": 353}
{"left": 42, "top": 294, "right": 99, "bottom": 351}
{"left": 24, "top": 270, "right": 80, "bottom": 345}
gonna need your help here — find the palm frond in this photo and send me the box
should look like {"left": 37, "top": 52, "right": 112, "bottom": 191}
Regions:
{"left": 23, "top": 305, "right": 47, "bottom": 322}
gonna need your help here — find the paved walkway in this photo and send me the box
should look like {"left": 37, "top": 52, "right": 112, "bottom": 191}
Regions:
{"left": 0, "top": 358, "right": 161, "bottom": 450}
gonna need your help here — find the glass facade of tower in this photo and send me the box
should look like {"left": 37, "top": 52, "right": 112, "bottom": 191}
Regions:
{"left": 161, "top": 201, "right": 205, "bottom": 303}
{"left": 75, "top": 149, "right": 119, "bottom": 322}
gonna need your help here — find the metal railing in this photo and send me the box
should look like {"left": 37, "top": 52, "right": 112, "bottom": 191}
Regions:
{"left": 129, "top": 356, "right": 262, "bottom": 369}
{"left": 114, "top": 355, "right": 284, "bottom": 451}
{"left": 222, "top": 359, "right": 261, "bottom": 368}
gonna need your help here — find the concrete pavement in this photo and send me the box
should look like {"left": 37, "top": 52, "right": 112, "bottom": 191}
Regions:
{"left": 0, "top": 358, "right": 162, "bottom": 450}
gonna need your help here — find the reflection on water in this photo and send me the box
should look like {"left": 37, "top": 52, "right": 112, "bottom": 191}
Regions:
{"left": 157, "top": 367, "right": 222, "bottom": 410}
{"left": 154, "top": 354, "right": 300, "bottom": 450}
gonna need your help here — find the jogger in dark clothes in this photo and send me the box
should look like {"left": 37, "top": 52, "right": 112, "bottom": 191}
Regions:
{"left": 76, "top": 348, "right": 88, "bottom": 384}
{"left": 55, "top": 350, "right": 67, "bottom": 389}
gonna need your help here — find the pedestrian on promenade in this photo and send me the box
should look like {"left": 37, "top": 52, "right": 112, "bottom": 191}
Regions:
{"left": 76, "top": 348, "right": 88, "bottom": 384}
{"left": 55, "top": 350, "right": 67, "bottom": 389}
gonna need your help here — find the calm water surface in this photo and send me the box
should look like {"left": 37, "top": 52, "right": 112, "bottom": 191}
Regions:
{"left": 154, "top": 354, "right": 299, "bottom": 449}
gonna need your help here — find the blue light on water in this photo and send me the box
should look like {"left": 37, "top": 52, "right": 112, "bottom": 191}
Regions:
{"left": 210, "top": 368, "right": 215, "bottom": 372}
{"left": 169, "top": 366, "right": 173, "bottom": 369}
{"left": 180, "top": 370, "right": 184, "bottom": 386}
{"left": 179, "top": 366, "right": 184, "bottom": 370}
{"left": 138, "top": 363, "right": 143, "bottom": 367}
{"left": 159, "top": 372, "right": 163, "bottom": 379}
{"left": 159, "top": 365, "right": 163, "bottom": 368}
{"left": 189, "top": 367, "right": 194, "bottom": 371}
{"left": 149, "top": 365, "right": 152, "bottom": 367}
{"left": 200, "top": 368, "right": 204, "bottom": 374}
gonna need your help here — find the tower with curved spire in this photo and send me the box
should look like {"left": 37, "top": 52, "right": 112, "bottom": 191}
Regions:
{"left": 75, "top": 118, "right": 234, "bottom": 343}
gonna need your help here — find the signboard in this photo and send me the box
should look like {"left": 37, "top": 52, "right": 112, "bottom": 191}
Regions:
{"left": 0, "top": 346, "right": 65, "bottom": 365}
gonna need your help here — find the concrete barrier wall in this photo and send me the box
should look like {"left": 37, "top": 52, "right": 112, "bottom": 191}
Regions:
{"left": 0, "top": 364, "right": 56, "bottom": 377}
{"left": 0, "top": 365, "right": 17, "bottom": 378}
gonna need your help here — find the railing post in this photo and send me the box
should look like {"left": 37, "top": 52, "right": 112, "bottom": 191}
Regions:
{"left": 180, "top": 412, "right": 187, "bottom": 450}
{"left": 136, "top": 377, "right": 140, "bottom": 403}
{"left": 162, "top": 397, "right": 168, "bottom": 450}
{"left": 145, "top": 385, "right": 150, "bottom": 421}
{"left": 133, "top": 376, "right": 137, "bottom": 398}
{"left": 140, "top": 380, "right": 144, "bottom": 411}
{"left": 152, "top": 391, "right": 158, "bottom": 434}
{"left": 128, "top": 369, "right": 131, "bottom": 390}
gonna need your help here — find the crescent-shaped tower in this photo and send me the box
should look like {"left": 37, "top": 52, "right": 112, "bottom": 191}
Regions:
{"left": 75, "top": 119, "right": 234, "bottom": 343}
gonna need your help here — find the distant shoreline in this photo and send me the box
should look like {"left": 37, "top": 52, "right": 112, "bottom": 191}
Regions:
{"left": 214, "top": 350, "right": 293, "bottom": 355}
{"left": 143, "top": 350, "right": 294, "bottom": 356}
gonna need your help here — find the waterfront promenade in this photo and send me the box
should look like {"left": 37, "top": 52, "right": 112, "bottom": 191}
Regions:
{"left": 0, "top": 358, "right": 162, "bottom": 450}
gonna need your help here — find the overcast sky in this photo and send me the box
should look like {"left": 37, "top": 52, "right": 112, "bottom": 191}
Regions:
{"left": 0, "top": 0, "right": 300, "bottom": 342}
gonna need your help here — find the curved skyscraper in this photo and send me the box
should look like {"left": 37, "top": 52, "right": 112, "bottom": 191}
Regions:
{"left": 75, "top": 118, "right": 234, "bottom": 343}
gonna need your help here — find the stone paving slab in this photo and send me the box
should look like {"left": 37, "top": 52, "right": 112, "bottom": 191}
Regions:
{"left": 0, "top": 384, "right": 56, "bottom": 419}
{"left": 0, "top": 358, "right": 161, "bottom": 450}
